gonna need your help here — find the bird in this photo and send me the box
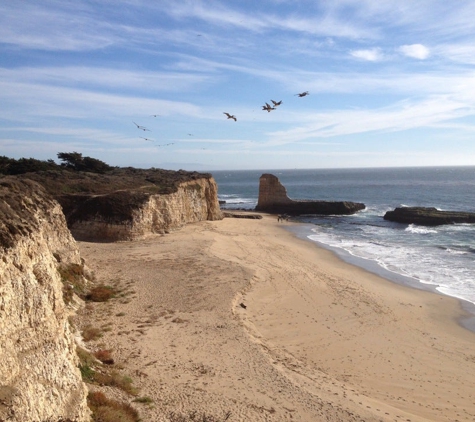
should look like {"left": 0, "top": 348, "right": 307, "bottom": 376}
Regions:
{"left": 262, "top": 102, "right": 275, "bottom": 112}
{"left": 140, "top": 137, "right": 154, "bottom": 142}
{"left": 156, "top": 142, "right": 174, "bottom": 147}
{"left": 295, "top": 91, "right": 309, "bottom": 97}
{"left": 271, "top": 100, "right": 282, "bottom": 107}
{"left": 240, "top": 303, "right": 247, "bottom": 309}
{"left": 223, "top": 112, "right": 237, "bottom": 121}
{"left": 150, "top": 114, "right": 160, "bottom": 117}
{"left": 133, "top": 121, "right": 151, "bottom": 131}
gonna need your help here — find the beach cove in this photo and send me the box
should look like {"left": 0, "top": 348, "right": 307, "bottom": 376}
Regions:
{"left": 79, "top": 213, "right": 475, "bottom": 421}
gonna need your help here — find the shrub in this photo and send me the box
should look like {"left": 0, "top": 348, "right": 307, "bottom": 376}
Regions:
{"left": 93, "top": 370, "right": 138, "bottom": 396}
{"left": 58, "top": 263, "right": 87, "bottom": 304}
{"left": 86, "top": 285, "right": 116, "bottom": 302}
{"left": 87, "top": 391, "right": 140, "bottom": 422}
{"left": 94, "top": 349, "right": 114, "bottom": 365}
{"left": 82, "top": 325, "right": 103, "bottom": 342}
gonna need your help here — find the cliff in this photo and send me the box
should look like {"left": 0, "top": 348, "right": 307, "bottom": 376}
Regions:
{"left": 255, "top": 173, "right": 365, "bottom": 215}
{"left": 0, "top": 178, "right": 90, "bottom": 422}
{"left": 384, "top": 207, "right": 475, "bottom": 226}
{"left": 12, "top": 168, "right": 223, "bottom": 242}
{"left": 64, "top": 177, "right": 222, "bottom": 241}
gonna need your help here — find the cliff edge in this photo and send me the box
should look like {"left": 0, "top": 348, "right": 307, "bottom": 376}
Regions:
{"left": 14, "top": 168, "right": 223, "bottom": 242}
{"left": 255, "top": 173, "right": 365, "bottom": 215}
{"left": 0, "top": 178, "right": 90, "bottom": 422}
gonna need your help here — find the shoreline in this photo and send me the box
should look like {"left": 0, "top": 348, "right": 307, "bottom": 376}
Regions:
{"left": 284, "top": 221, "right": 475, "bottom": 333}
{"left": 78, "top": 213, "right": 475, "bottom": 421}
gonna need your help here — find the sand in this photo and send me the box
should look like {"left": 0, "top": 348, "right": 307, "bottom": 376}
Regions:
{"left": 78, "top": 213, "right": 475, "bottom": 421}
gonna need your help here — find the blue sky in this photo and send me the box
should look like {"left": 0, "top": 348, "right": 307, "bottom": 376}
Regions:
{"left": 2, "top": 1, "right": 475, "bottom": 170}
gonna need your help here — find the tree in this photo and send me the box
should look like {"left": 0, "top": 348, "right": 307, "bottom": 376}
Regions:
{"left": 57, "top": 152, "right": 112, "bottom": 174}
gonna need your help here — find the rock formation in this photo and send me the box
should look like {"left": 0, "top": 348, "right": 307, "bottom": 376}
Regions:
{"left": 64, "top": 177, "right": 223, "bottom": 241}
{"left": 384, "top": 207, "right": 475, "bottom": 226}
{"left": 0, "top": 178, "right": 90, "bottom": 422}
{"left": 255, "top": 173, "right": 365, "bottom": 215}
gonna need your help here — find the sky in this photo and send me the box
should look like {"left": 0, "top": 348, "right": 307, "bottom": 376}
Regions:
{"left": 2, "top": 1, "right": 475, "bottom": 171}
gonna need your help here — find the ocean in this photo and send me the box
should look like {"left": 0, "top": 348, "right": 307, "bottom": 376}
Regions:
{"left": 212, "top": 166, "right": 475, "bottom": 314}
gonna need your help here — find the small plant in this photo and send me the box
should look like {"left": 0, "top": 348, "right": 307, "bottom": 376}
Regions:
{"left": 58, "top": 263, "right": 87, "bottom": 304}
{"left": 133, "top": 396, "right": 153, "bottom": 404}
{"left": 87, "top": 391, "right": 140, "bottom": 422}
{"left": 93, "top": 370, "right": 138, "bottom": 396}
{"left": 86, "top": 285, "right": 116, "bottom": 302}
{"left": 82, "top": 325, "right": 103, "bottom": 342}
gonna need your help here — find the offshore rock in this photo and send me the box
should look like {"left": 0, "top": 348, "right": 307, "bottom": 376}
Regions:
{"left": 384, "top": 206, "right": 475, "bottom": 226}
{"left": 0, "top": 178, "right": 89, "bottom": 422}
{"left": 255, "top": 173, "right": 365, "bottom": 215}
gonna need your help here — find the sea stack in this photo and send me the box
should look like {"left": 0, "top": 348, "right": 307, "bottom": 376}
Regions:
{"left": 255, "top": 173, "right": 365, "bottom": 215}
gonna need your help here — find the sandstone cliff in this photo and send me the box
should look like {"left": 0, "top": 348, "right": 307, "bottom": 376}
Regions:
{"left": 67, "top": 177, "right": 223, "bottom": 241}
{"left": 255, "top": 173, "right": 365, "bottom": 215}
{"left": 0, "top": 178, "right": 90, "bottom": 422}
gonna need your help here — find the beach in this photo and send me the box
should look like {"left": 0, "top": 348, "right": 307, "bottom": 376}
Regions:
{"left": 78, "top": 213, "right": 475, "bottom": 421}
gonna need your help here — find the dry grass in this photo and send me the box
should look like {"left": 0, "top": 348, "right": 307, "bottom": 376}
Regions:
{"left": 58, "top": 263, "right": 88, "bottom": 304}
{"left": 82, "top": 325, "right": 103, "bottom": 342}
{"left": 86, "top": 285, "right": 116, "bottom": 302}
{"left": 93, "top": 370, "right": 138, "bottom": 396}
{"left": 168, "top": 411, "right": 232, "bottom": 422}
{"left": 87, "top": 391, "right": 140, "bottom": 422}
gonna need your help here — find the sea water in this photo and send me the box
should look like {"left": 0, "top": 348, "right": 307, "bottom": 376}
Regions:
{"left": 212, "top": 167, "right": 475, "bottom": 308}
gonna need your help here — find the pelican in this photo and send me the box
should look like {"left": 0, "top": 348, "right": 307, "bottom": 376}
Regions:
{"left": 223, "top": 112, "right": 237, "bottom": 121}
{"left": 133, "top": 121, "right": 151, "bottom": 131}
{"left": 295, "top": 91, "right": 309, "bottom": 97}
{"left": 140, "top": 137, "right": 154, "bottom": 142}
{"left": 262, "top": 103, "right": 275, "bottom": 112}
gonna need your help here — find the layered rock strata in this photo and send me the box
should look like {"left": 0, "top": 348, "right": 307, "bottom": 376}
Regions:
{"left": 0, "top": 178, "right": 89, "bottom": 422}
{"left": 65, "top": 178, "right": 223, "bottom": 241}
{"left": 384, "top": 207, "right": 475, "bottom": 226}
{"left": 255, "top": 173, "right": 365, "bottom": 215}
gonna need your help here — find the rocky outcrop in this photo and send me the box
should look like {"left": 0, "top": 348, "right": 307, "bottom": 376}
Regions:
{"left": 384, "top": 207, "right": 475, "bottom": 226}
{"left": 66, "top": 177, "right": 223, "bottom": 241}
{"left": 255, "top": 173, "right": 365, "bottom": 215}
{"left": 0, "top": 178, "right": 89, "bottom": 422}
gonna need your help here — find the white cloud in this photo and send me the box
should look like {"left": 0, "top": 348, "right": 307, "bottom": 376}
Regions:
{"left": 350, "top": 48, "right": 384, "bottom": 62}
{"left": 399, "top": 44, "right": 430, "bottom": 60}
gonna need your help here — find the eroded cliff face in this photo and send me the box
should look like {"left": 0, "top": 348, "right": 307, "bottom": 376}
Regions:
{"left": 0, "top": 178, "right": 90, "bottom": 422}
{"left": 70, "top": 177, "right": 223, "bottom": 241}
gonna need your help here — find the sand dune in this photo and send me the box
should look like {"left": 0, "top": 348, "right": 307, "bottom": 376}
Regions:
{"left": 78, "top": 214, "right": 475, "bottom": 421}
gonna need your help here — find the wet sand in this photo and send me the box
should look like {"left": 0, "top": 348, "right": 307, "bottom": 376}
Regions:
{"left": 78, "top": 213, "right": 475, "bottom": 421}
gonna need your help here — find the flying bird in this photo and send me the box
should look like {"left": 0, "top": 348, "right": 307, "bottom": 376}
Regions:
{"left": 223, "top": 112, "right": 237, "bottom": 121}
{"left": 156, "top": 142, "right": 174, "bottom": 147}
{"left": 140, "top": 137, "right": 154, "bottom": 142}
{"left": 271, "top": 100, "right": 282, "bottom": 107}
{"left": 150, "top": 114, "right": 160, "bottom": 117}
{"left": 133, "top": 121, "right": 151, "bottom": 131}
{"left": 262, "top": 102, "right": 275, "bottom": 112}
{"left": 295, "top": 91, "right": 309, "bottom": 97}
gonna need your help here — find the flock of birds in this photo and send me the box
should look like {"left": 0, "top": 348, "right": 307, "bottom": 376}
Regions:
{"left": 132, "top": 91, "right": 310, "bottom": 145}
{"left": 223, "top": 91, "right": 309, "bottom": 122}
{"left": 132, "top": 119, "right": 175, "bottom": 147}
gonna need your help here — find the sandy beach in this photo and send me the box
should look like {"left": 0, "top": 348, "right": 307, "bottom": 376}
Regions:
{"left": 78, "top": 213, "right": 475, "bottom": 422}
